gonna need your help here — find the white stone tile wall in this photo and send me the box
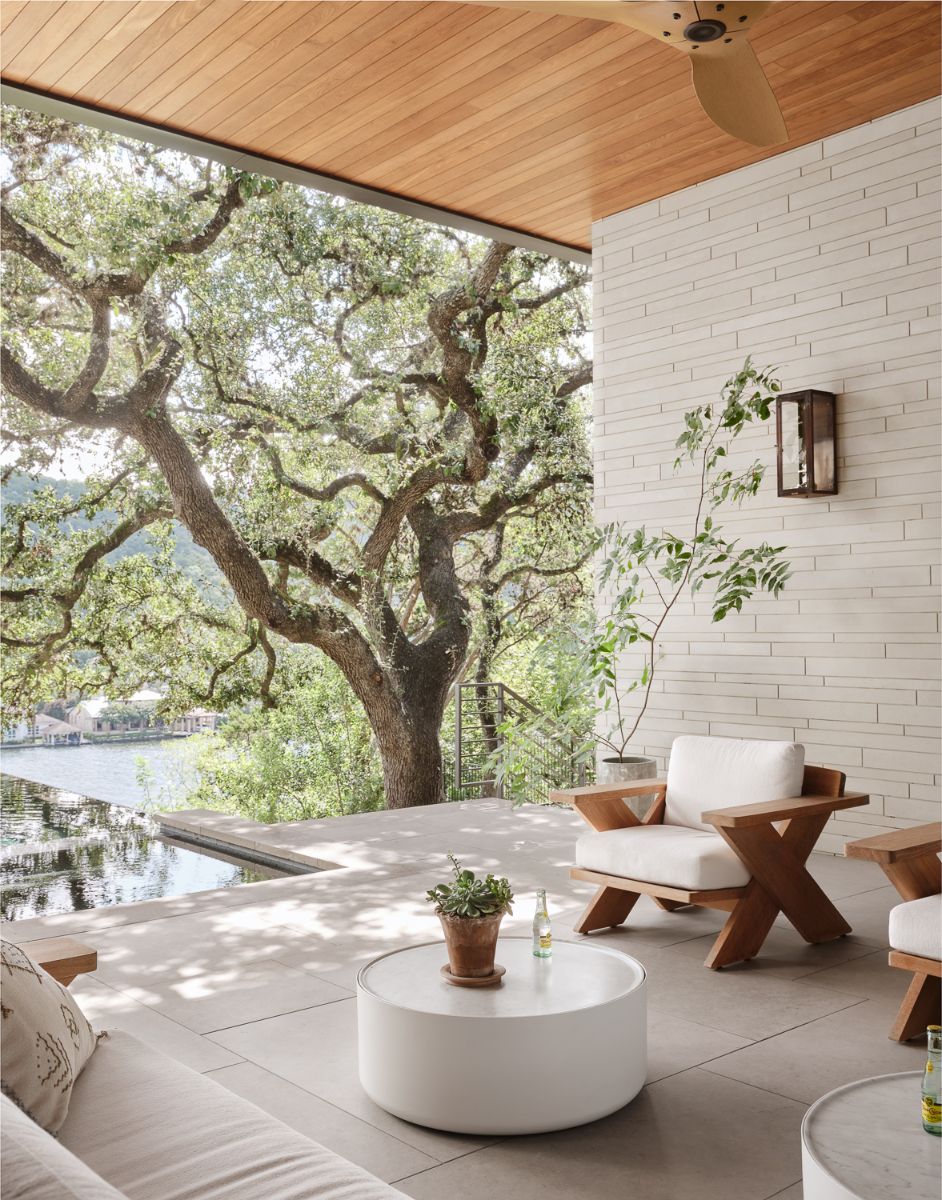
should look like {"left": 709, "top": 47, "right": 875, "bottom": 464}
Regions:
{"left": 592, "top": 99, "right": 941, "bottom": 850}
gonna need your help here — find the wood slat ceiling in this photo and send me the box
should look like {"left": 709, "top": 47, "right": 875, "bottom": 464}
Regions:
{"left": 2, "top": 1, "right": 939, "bottom": 252}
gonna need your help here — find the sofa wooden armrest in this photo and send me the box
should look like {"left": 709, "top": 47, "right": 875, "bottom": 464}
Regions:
{"left": 702, "top": 791, "right": 868, "bottom": 829}
{"left": 844, "top": 822, "right": 942, "bottom": 864}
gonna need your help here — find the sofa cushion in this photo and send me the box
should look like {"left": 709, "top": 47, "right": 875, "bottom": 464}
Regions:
{"left": 575, "top": 824, "right": 752, "bottom": 891}
{"left": 0, "top": 1094, "right": 127, "bottom": 1200}
{"left": 889, "top": 895, "right": 942, "bottom": 961}
{"left": 0, "top": 939, "right": 98, "bottom": 1133}
{"left": 59, "top": 1029, "right": 403, "bottom": 1200}
{"left": 665, "top": 735, "right": 805, "bottom": 832}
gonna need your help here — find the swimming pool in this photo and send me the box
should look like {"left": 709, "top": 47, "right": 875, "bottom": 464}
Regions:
{"left": 0, "top": 775, "right": 290, "bottom": 921}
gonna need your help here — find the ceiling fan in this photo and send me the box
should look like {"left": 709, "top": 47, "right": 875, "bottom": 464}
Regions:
{"left": 473, "top": 2, "right": 788, "bottom": 147}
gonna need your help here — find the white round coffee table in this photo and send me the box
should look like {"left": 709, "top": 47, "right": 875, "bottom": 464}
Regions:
{"left": 802, "top": 1072, "right": 942, "bottom": 1199}
{"left": 356, "top": 937, "right": 646, "bottom": 1135}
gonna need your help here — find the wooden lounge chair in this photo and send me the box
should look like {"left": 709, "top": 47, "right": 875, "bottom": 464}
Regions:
{"left": 551, "top": 736, "right": 868, "bottom": 970}
{"left": 844, "top": 822, "right": 942, "bottom": 1041}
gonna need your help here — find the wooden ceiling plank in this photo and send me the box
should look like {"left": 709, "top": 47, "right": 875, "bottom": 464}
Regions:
{"left": 4, "top": 0, "right": 98, "bottom": 81}
{"left": 259, "top": 3, "right": 497, "bottom": 159}
{"left": 80, "top": 0, "right": 231, "bottom": 107}
{"left": 183, "top": 3, "right": 396, "bottom": 137}
{"left": 392, "top": 36, "right": 669, "bottom": 195}
{"left": 124, "top": 1, "right": 319, "bottom": 120}
{"left": 325, "top": 15, "right": 621, "bottom": 177}
{"left": 0, "top": 2, "right": 65, "bottom": 64}
{"left": 210, "top": 4, "right": 448, "bottom": 149}
{"left": 146, "top": 3, "right": 317, "bottom": 124}
{"left": 416, "top": 63, "right": 695, "bottom": 213}
{"left": 299, "top": 13, "right": 635, "bottom": 173}
{"left": 0, "top": 3, "right": 29, "bottom": 35}
{"left": 264, "top": 5, "right": 529, "bottom": 161}
{"left": 45, "top": 2, "right": 173, "bottom": 99}
{"left": 8, "top": 2, "right": 128, "bottom": 91}
{"left": 95, "top": 0, "right": 260, "bottom": 113}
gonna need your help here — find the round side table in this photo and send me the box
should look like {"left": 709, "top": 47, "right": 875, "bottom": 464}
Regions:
{"left": 802, "top": 1071, "right": 942, "bottom": 1200}
{"left": 356, "top": 937, "right": 646, "bottom": 1135}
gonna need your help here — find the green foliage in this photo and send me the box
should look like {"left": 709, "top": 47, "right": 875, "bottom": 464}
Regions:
{"left": 156, "top": 657, "right": 384, "bottom": 822}
{"left": 425, "top": 853, "right": 514, "bottom": 919}
{"left": 585, "top": 359, "right": 789, "bottom": 756}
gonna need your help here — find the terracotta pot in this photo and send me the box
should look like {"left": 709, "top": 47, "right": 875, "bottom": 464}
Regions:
{"left": 439, "top": 911, "right": 504, "bottom": 978}
{"left": 599, "top": 754, "right": 659, "bottom": 818}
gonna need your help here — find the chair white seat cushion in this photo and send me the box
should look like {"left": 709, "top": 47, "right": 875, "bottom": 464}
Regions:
{"left": 575, "top": 825, "right": 752, "bottom": 892}
{"left": 889, "top": 895, "right": 942, "bottom": 961}
{"left": 665, "top": 735, "right": 805, "bottom": 832}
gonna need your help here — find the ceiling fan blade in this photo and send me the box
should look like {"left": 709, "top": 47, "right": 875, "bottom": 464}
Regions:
{"left": 690, "top": 36, "right": 787, "bottom": 145}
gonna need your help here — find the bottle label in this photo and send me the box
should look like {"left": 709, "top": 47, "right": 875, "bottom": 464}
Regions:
{"left": 922, "top": 1096, "right": 941, "bottom": 1126}
{"left": 540, "top": 933, "right": 552, "bottom": 949}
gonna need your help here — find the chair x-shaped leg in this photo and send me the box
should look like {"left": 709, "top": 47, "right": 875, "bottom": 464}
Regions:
{"left": 706, "top": 811, "right": 851, "bottom": 970}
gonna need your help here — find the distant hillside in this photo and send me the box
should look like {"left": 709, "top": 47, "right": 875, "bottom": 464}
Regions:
{"left": 1, "top": 473, "right": 222, "bottom": 586}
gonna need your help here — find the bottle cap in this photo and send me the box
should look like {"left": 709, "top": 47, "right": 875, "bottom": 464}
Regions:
{"left": 928, "top": 1024, "right": 942, "bottom": 1032}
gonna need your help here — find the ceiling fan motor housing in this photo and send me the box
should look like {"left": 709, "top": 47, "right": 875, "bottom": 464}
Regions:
{"left": 683, "top": 18, "right": 727, "bottom": 43}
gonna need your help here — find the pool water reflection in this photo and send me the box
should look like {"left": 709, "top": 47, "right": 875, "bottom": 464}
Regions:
{"left": 1, "top": 775, "right": 286, "bottom": 921}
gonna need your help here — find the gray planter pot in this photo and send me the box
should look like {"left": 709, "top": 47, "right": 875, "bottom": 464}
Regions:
{"left": 599, "top": 754, "right": 659, "bottom": 818}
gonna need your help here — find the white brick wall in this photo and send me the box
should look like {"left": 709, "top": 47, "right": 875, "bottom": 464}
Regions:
{"left": 593, "top": 99, "right": 941, "bottom": 852}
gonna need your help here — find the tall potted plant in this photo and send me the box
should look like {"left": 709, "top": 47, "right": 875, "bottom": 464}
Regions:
{"left": 582, "top": 359, "right": 792, "bottom": 800}
{"left": 426, "top": 854, "right": 514, "bottom": 983}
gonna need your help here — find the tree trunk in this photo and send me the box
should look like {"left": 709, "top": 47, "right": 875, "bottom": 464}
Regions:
{"left": 374, "top": 711, "right": 446, "bottom": 809}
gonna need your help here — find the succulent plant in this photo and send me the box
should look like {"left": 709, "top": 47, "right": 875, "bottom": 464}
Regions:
{"left": 425, "top": 853, "right": 514, "bottom": 919}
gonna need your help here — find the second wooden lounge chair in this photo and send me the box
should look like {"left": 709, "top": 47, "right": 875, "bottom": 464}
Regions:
{"left": 551, "top": 736, "right": 868, "bottom": 970}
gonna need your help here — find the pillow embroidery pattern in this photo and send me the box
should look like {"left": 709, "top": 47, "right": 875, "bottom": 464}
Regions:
{"left": 0, "top": 939, "right": 97, "bottom": 1133}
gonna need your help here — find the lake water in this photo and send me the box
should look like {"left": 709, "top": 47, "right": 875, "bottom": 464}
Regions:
{"left": 0, "top": 739, "right": 192, "bottom": 809}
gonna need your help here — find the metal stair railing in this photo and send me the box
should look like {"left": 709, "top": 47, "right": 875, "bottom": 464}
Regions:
{"left": 451, "top": 681, "right": 588, "bottom": 805}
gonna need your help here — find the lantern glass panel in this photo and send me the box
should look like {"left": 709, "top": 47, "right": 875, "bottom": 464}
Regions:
{"left": 779, "top": 399, "right": 806, "bottom": 493}
{"left": 811, "top": 392, "right": 836, "bottom": 493}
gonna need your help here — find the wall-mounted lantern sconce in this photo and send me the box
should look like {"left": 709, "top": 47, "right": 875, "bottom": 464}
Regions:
{"left": 775, "top": 390, "right": 838, "bottom": 497}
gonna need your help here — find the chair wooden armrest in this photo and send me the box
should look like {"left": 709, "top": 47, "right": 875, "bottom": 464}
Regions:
{"left": 550, "top": 780, "right": 667, "bottom": 833}
{"left": 549, "top": 780, "right": 667, "bottom": 805}
{"left": 844, "top": 822, "right": 942, "bottom": 864}
{"left": 703, "top": 791, "right": 869, "bottom": 829}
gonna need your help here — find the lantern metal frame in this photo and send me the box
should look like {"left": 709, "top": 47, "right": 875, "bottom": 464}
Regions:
{"left": 775, "top": 389, "right": 838, "bottom": 498}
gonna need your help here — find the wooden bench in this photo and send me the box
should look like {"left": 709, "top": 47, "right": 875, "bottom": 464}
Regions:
{"left": 13, "top": 936, "right": 97, "bottom": 986}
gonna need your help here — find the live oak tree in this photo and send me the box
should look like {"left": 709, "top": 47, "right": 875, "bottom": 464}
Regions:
{"left": 1, "top": 110, "right": 592, "bottom": 809}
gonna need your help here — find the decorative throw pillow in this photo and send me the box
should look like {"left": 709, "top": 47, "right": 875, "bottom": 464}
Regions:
{"left": 1, "top": 939, "right": 99, "bottom": 1133}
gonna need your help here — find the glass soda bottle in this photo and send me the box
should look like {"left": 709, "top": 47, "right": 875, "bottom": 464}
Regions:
{"left": 532, "top": 888, "right": 552, "bottom": 958}
{"left": 923, "top": 1025, "right": 941, "bottom": 1136}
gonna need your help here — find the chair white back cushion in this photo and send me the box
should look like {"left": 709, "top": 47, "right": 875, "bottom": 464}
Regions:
{"left": 665, "top": 736, "right": 805, "bottom": 832}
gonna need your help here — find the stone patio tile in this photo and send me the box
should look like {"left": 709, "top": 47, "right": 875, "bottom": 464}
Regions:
{"left": 766, "top": 1185, "right": 803, "bottom": 1199}
{"left": 637, "top": 944, "right": 866, "bottom": 1040}
{"left": 646, "top": 1011, "right": 753, "bottom": 1082}
{"left": 702, "top": 998, "right": 926, "bottom": 1103}
{"left": 70, "top": 976, "right": 243, "bottom": 1073}
{"left": 799, "top": 947, "right": 909, "bottom": 1004}
{"left": 395, "top": 1069, "right": 808, "bottom": 1200}
{"left": 110, "top": 957, "right": 352, "bottom": 1034}
{"left": 663, "top": 924, "right": 879, "bottom": 980}
{"left": 804, "top": 852, "right": 891, "bottom": 900}
{"left": 209, "top": 997, "right": 496, "bottom": 1162}
{"left": 206, "top": 1061, "right": 438, "bottom": 1184}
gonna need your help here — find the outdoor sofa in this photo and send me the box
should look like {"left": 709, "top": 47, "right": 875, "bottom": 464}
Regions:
{"left": 3, "top": 1026, "right": 404, "bottom": 1200}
